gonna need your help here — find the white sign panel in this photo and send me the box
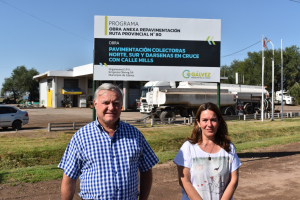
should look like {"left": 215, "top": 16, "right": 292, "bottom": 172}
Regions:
{"left": 94, "top": 16, "right": 221, "bottom": 82}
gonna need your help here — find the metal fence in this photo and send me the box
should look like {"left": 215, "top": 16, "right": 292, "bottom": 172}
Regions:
{"left": 47, "top": 112, "right": 300, "bottom": 132}
{"left": 253, "top": 112, "right": 300, "bottom": 120}
{"left": 48, "top": 122, "right": 89, "bottom": 132}
{"left": 126, "top": 116, "right": 194, "bottom": 127}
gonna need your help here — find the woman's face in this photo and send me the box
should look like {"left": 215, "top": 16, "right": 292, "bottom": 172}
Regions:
{"left": 197, "top": 109, "right": 220, "bottom": 139}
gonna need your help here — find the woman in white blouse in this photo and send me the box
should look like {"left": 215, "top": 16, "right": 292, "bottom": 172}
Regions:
{"left": 174, "top": 102, "right": 241, "bottom": 200}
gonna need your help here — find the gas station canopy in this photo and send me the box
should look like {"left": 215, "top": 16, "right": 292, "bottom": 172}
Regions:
{"left": 62, "top": 88, "right": 82, "bottom": 95}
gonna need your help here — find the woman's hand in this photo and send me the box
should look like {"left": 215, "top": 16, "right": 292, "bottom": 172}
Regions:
{"left": 177, "top": 165, "right": 203, "bottom": 200}
{"left": 221, "top": 168, "right": 239, "bottom": 200}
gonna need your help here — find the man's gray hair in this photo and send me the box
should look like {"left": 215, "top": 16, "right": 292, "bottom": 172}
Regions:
{"left": 94, "top": 83, "right": 123, "bottom": 103}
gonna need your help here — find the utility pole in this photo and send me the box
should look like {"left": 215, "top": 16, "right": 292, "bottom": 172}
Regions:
{"left": 262, "top": 35, "right": 265, "bottom": 122}
{"left": 281, "top": 39, "right": 284, "bottom": 121}
{"left": 269, "top": 40, "right": 275, "bottom": 121}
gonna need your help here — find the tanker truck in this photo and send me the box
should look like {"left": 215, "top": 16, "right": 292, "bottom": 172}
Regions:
{"left": 137, "top": 81, "right": 175, "bottom": 110}
{"left": 139, "top": 81, "right": 270, "bottom": 120}
{"left": 141, "top": 87, "right": 237, "bottom": 121}
{"left": 178, "top": 82, "right": 270, "bottom": 115}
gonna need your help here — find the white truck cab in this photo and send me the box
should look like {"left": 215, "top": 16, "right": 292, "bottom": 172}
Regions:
{"left": 275, "top": 90, "right": 295, "bottom": 105}
{"left": 138, "top": 81, "right": 175, "bottom": 113}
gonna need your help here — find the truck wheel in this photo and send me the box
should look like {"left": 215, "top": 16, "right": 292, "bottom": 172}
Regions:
{"left": 191, "top": 109, "right": 198, "bottom": 117}
{"left": 283, "top": 100, "right": 286, "bottom": 105}
{"left": 244, "top": 103, "right": 253, "bottom": 114}
{"left": 225, "top": 108, "right": 235, "bottom": 116}
{"left": 160, "top": 111, "right": 175, "bottom": 123}
{"left": 12, "top": 121, "right": 22, "bottom": 130}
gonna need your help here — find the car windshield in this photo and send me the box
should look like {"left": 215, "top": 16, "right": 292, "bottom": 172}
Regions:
{"left": 283, "top": 92, "right": 290, "bottom": 97}
{"left": 141, "top": 88, "right": 149, "bottom": 97}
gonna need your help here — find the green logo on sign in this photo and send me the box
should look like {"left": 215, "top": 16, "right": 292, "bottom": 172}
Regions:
{"left": 182, "top": 70, "right": 190, "bottom": 78}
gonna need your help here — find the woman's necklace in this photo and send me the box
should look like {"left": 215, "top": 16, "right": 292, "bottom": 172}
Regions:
{"left": 203, "top": 143, "right": 216, "bottom": 160}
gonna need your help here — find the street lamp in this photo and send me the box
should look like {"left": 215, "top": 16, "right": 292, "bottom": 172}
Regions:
{"left": 262, "top": 36, "right": 265, "bottom": 122}
{"left": 269, "top": 40, "right": 275, "bottom": 121}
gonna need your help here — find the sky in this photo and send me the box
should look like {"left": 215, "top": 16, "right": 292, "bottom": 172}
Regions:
{"left": 1, "top": 0, "right": 300, "bottom": 89}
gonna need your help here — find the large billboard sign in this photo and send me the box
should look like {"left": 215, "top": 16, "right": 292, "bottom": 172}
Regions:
{"left": 94, "top": 16, "right": 221, "bottom": 82}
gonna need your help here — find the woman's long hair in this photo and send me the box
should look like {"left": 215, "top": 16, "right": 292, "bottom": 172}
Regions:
{"left": 187, "top": 102, "right": 231, "bottom": 152}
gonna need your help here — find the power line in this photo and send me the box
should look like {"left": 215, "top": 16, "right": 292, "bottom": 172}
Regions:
{"left": 222, "top": 40, "right": 261, "bottom": 58}
{"left": 290, "top": 0, "right": 300, "bottom": 3}
{"left": 0, "top": 1, "right": 275, "bottom": 58}
{"left": 0, "top": 0, "right": 93, "bottom": 43}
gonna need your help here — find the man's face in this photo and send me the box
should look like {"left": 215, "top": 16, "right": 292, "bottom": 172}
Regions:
{"left": 94, "top": 90, "right": 122, "bottom": 127}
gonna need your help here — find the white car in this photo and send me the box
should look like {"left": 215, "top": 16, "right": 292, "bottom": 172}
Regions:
{"left": 0, "top": 105, "right": 29, "bottom": 130}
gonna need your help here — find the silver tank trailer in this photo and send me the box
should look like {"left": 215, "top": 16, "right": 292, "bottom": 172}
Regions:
{"left": 147, "top": 88, "right": 236, "bottom": 107}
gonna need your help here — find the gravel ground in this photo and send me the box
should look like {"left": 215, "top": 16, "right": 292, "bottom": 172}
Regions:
{"left": 0, "top": 105, "right": 300, "bottom": 199}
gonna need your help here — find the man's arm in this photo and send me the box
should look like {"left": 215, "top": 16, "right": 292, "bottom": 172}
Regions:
{"left": 61, "top": 173, "right": 77, "bottom": 200}
{"left": 139, "top": 168, "right": 153, "bottom": 200}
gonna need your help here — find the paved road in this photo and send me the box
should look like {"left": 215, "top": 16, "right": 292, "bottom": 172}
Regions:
{"left": 0, "top": 106, "right": 146, "bottom": 133}
{"left": 0, "top": 104, "right": 299, "bottom": 133}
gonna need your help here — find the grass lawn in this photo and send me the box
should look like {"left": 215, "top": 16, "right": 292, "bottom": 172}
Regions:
{"left": 0, "top": 118, "right": 300, "bottom": 184}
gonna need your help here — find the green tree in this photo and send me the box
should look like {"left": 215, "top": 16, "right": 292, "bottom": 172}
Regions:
{"left": 27, "top": 68, "right": 40, "bottom": 101}
{"left": 1, "top": 77, "right": 20, "bottom": 100}
{"left": 288, "top": 82, "right": 300, "bottom": 105}
{"left": 1, "top": 66, "right": 39, "bottom": 101}
{"left": 243, "top": 51, "right": 263, "bottom": 85}
{"left": 220, "top": 65, "right": 235, "bottom": 83}
{"left": 282, "top": 45, "right": 300, "bottom": 90}
{"left": 221, "top": 59, "right": 244, "bottom": 84}
{"left": 225, "top": 45, "right": 300, "bottom": 94}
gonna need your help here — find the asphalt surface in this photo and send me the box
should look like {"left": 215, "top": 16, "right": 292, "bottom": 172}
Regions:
{"left": 0, "top": 104, "right": 299, "bottom": 134}
{"left": 0, "top": 105, "right": 146, "bottom": 133}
